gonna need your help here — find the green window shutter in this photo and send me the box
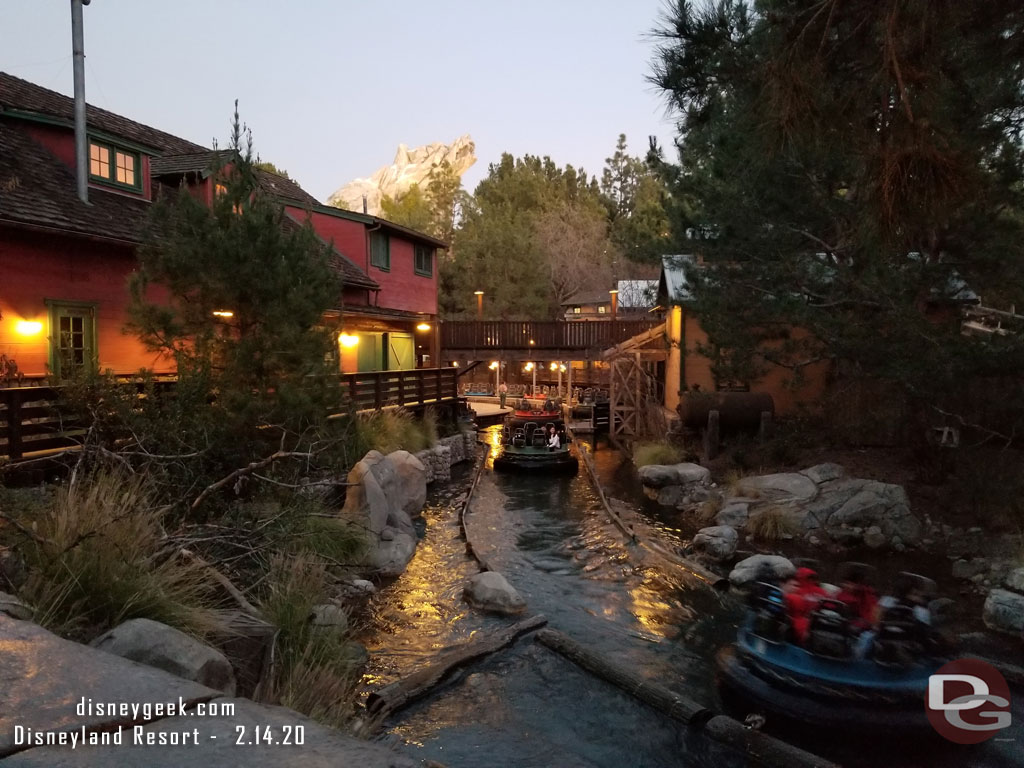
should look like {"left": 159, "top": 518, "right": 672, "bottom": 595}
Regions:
{"left": 414, "top": 245, "right": 433, "bottom": 276}
{"left": 370, "top": 232, "right": 390, "bottom": 270}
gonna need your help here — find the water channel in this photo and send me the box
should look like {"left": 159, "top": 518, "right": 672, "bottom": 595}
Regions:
{"left": 357, "top": 429, "right": 1023, "bottom": 768}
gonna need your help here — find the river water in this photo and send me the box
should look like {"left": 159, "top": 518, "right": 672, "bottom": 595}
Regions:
{"left": 357, "top": 430, "right": 1022, "bottom": 768}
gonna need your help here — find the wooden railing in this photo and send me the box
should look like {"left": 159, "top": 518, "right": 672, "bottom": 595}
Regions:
{"left": 441, "top": 320, "right": 661, "bottom": 351}
{"left": 1, "top": 369, "right": 458, "bottom": 461}
{"left": 0, "top": 386, "right": 82, "bottom": 461}
{"left": 340, "top": 368, "right": 458, "bottom": 412}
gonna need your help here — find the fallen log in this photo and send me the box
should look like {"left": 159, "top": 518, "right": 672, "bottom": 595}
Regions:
{"left": 534, "top": 628, "right": 711, "bottom": 725}
{"left": 703, "top": 715, "right": 840, "bottom": 768}
{"left": 458, "top": 443, "right": 491, "bottom": 571}
{"left": 366, "top": 613, "right": 547, "bottom": 719}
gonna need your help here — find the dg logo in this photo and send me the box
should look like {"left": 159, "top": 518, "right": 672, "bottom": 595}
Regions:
{"left": 926, "top": 659, "right": 1012, "bottom": 744}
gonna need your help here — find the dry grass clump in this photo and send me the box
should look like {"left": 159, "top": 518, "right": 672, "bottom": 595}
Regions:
{"left": 696, "top": 496, "right": 723, "bottom": 524}
{"left": 18, "top": 468, "right": 226, "bottom": 641}
{"left": 633, "top": 441, "right": 684, "bottom": 467}
{"left": 724, "top": 468, "right": 763, "bottom": 499}
{"left": 258, "top": 553, "right": 363, "bottom": 728}
{"left": 748, "top": 505, "right": 797, "bottom": 540}
{"left": 355, "top": 408, "right": 436, "bottom": 455}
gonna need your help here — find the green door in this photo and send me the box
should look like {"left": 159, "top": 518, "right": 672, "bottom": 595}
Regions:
{"left": 48, "top": 302, "right": 96, "bottom": 378}
{"left": 356, "top": 333, "right": 384, "bottom": 372}
{"left": 386, "top": 333, "right": 414, "bottom": 371}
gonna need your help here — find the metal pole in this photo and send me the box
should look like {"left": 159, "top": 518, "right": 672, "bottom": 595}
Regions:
{"left": 557, "top": 364, "right": 562, "bottom": 399}
{"left": 71, "top": 0, "right": 90, "bottom": 204}
{"left": 532, "top": 364, "right": 536, "bottom": 397}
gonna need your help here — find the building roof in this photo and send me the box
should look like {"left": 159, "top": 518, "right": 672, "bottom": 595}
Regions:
{"left": 307, "top": 204, "right": 448, "bottom": 249}
{"left": 150, "top": 150, "right": 232, "bottom": 176}
{"left": 0, "top": 72, "right": 205, "bottom": 155}
{"left": 0, "top": 120, "right": 149, "bottom": 243}
{"left": 282, "top": 213, "right": 379, "bottom": 290}
{"left": 562, "top": 290, "right": 612, "bottom": 307}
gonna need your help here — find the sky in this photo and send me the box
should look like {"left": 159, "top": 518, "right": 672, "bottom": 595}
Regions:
{"left": 0, "top": 0, "right": 680, "bottom": 203}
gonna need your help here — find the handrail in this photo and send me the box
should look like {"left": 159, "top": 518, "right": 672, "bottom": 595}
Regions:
{"left": 441, "top": 320, "right": 661, "bottom": 351}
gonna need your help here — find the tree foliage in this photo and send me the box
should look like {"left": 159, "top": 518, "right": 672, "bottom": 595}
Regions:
{"left": 600, "top": 134, "right": 673, "bottom": 264}
{"left": 446, "top": 153, "right": 615, "bottom": 318}
{"left": 129, "top": 107, "right": 341, "bottom": 434}
{"left": 651, "top": 0, "right": 1024, "bottom": 433}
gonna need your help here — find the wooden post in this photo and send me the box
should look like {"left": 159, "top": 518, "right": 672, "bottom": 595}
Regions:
{"left": 436, "top": 367, "right": 442, "bottom": 403}
{"left": 418, "top": 369, "right": 425, "bottom": 404}
{"left": 373, "top": 373, "right": 383, "bottom": 411}
{"left": 7, "top": 389, "right": 23, "bottom": 460}
{"left": 566, "top": 360, "right": 573, "bottom": 405}
{"left": 704, "top": 409, "right": 720, "bottom": 460}
{"left": 665, "top": 305, "right": 683, "bottom": 412}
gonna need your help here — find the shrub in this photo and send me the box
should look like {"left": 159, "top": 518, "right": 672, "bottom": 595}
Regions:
{"left": 352, "top": 408, "right": 436, "bottom": 456}
{"left": 696, "top": 496, "right": 723, "bottom": 524}
{"left": 633, "top": 441, "right": 684, "bottom": 467}
{"left": 748, "top": 505, "right": 797, "bottom": 540}
{"left": 18, "top": 469, "right": 226, "bottom": 641}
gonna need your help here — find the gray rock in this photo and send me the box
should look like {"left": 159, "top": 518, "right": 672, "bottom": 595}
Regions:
{"left": 311, "top": 604, "right": 348, "bottom": 631}
{"left": 799, "top": 463, "right": 845, "bottom": 485}
{"left": 655, "top": 485, "right": 691, "bottom": 508}
{"left": 729, "top": 555, "right": 796, "bottom": 587}
{"left": 692, "top": 526, "right": 739, "bottom": 561}
{"left": 348, "top": 579, "right": 377, "bottom": 596}
{"left": 715, "top": 502, "right": 750, "bottom": 528}
{"left": 387, "top": 450, "right": 427, "bottom": 516}
{"left": 808, "top": 535, "right": 822, "bottom": 547}
{"left": 0, "top": 548, "right": 26, "bottom": 589}
{"left": 1005, "top": 568, "right": 1024, "bottom": 594}
{"left": 638, "top": 463, "right": 710, "bottom": 489}
{"left": 370, "top": 531, "right": 418, "bottom": 578}
{"left": 463, "top": 571, "right": 526, "bottom": 615}
{"left": 0, "top": 591, "right": 31, "bottom": 621}
{"left": 953, "top": 559, "right": 986, "bottom": 580}
{"left": 737, "top": 472, "right": 818, "bottom": 501}
{"left": 982, "top": 589, "right": 1024, "bottom": 635}
{"left": 864, "top": 526, "right": 886, "bottom": 549}
{"left": 90, "top": 618, "right": 236, "bottom": 695}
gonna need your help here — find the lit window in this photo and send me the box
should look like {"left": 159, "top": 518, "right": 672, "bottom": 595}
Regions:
{"left": 572, "top": 307, "right": 581, "bottom": 314}
{"left": 598, "top": 305, "right": 607, "bottom": 314}
{"left": 89, "top": 143, "right": 109, "bottom": 178}
{"left": 88, "top": 140, "right": 141, "bottom": 191}
{"left": 114, "top": 151, "right": 135, "bottom": 186}
{"left": 414, "top": 245, "right": 433, "bottom": 276}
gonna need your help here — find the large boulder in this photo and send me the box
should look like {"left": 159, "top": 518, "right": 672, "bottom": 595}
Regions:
{"left": 1004, "top": 567, "right": 1024, "bottom": 593}
{"left": 0, "top": 591, "right": 31, "bottom": 621}
{"left": 692, "top": 526, "right": 739, "bottom": 561}
{"left": 90, "top": 618, "right": 236, "bottom": 695}
{"left": 799, "top": 463, "right": 846, "bottom": 485}
{"left": 736, "top": 472, "right": 818, "bottom": 501}
{"left": 638, "top": 463, "right": 710, "bottom": 489}
{"left": 342, "top": 449, "right": 428, "bottom": 578}
{"left": 715, "top": 502, "right": 750, "bottom": 528}
{"left": 729, "top": 555, "right": 796, "bottom": 587}
{"left": 463, "top": 571, "right": 526, "bottom": 615}
{"left": 983, "top": 589, "right": 1024, "bottom": 636}
{"left": 387, "top": 450, "right": 427, "bottom": 517}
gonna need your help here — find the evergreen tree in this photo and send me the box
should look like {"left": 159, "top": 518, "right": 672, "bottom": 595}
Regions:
{"left": 129, "top": 106, "right": 341, "bottom": 435}
{"left": 600, "top": 134, "right": 674, "bottom": 264}
{"left": 651, "top": 0, "right": 1024, "bottom": 434}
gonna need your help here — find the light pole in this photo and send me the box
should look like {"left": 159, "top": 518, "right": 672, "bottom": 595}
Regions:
{"left": 474, "top": 290, "right": 484, "bottom": 320}
{"left": 524, "top": 362, "right": 536, "bottom": 397}
{"left": 489, "top": 360, "right": 500, "bottom": 395}
{"left": 609, "top": 288, "right": 619, "bottom": 319}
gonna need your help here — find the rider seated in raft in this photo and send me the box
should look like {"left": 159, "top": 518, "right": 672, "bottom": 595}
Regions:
{"left": 547, "top": 425, "right": 561, "bottom": 451}
{"left": 783, "top": 567, "right": 826, "bottom": 644}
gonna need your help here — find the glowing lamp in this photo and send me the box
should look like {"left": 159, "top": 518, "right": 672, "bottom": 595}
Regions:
{"left": 473, "top": 291, "right": 484, "bottom": 295}
{"left": 489, "top": 361, "right": 499, "bottom": 370}
{"left": 524, "top": 362, "right": 534, "bottom": 372}
{"left": 451, "top": 361, "right": 459, "bottom": 368}
{"left": 550, "top": 362, "right": 558, "bottom": 371}
{"left": 15, "top": 320, "right": 42, "bottom": 336}
{"left": 338, "top": 333, "right": 359, "bottom": 348}
{"left": 212, "top": 310, "right": 234, "bottom": 318}
{"left": 416, "top": 323, "right": 431, "bottom": 331}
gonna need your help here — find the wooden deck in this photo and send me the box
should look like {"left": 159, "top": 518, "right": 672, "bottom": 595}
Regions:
{"left": 1, "top": 369, "right": 459, "bottom": 461}
{"left": 441, "top": 320, "right": 662, "bottom": 360}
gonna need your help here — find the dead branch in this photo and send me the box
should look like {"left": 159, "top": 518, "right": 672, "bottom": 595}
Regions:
{"left": 179, "top": 547, "right": 262, "bottom": 618}
{"left": 190, "top": 449, "right": 316, "bottom": 512}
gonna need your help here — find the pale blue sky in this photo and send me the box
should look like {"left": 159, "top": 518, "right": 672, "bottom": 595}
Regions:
{"left": 1, "top": 0, "right": 678, "bottom": 202}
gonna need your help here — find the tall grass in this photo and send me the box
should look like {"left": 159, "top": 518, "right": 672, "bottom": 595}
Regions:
{"left": 18, "top": 469, "right": 226, "bottom": 641}
{"left": 352, "top": 408, "right": 437, "bottom": 456}
{"left": 748, "top": 505, "right": 797, "bottom": 540}
{"left": 259, "top": 554, "right": 363, "bottom": 728}
{"left": 633, "top": 440, "right": 684, "bottom": 467}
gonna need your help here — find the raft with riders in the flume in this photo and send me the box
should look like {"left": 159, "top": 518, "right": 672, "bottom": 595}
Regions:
{"left": 493, "top": 398, "right": 579, "bottom": 474}
{"left": 716, "top": 564, "right": 952, "bottom": 736}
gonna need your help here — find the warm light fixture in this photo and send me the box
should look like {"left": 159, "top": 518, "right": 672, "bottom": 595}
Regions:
{"left": 451, "top": 361, "right": 459, "bottom": 368}
{"left": 609, "top": 289, "right": 619, "bottom": 295}
{"left": 474, "top": 290, "right": 484, "bottom": 296}
{"left": 416, "top": 323, "right": 431, "bottom": 331}
{"left": 15, "top": 320, "right": 42, "bottom": 336}
{"left": 550, "top": 362, "right": 558, "bottom": 371}
{"left": 212, "top": 310, "right": 234, "bottom": 318}
{"left": 338, "top": 333, "right": 359, "bottom": 348}
{"left": 489, "top": 361, "right": 499, "bottom": 369}
{"left": 524, "top": 362, "right": 534, "bottom": 372}
{"left": 529, "top": 339, "right": 535, "bottom": 345}
{"left": 559, "top": 364, "right": 567, "bottom": 373}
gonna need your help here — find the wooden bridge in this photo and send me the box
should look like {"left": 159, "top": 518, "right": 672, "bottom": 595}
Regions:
{"left": 441, "top": 320, "right": 662, "bottom": 361}
{"left": 0, "top": 368, "right": 459, "bottom": 461}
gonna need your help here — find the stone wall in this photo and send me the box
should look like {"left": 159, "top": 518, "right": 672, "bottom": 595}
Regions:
{"left": 415, "top": 430, "right": 478, "bottom": 484}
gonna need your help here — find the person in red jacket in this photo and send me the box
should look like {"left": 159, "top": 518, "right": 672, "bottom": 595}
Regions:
{"left": 836, "top": 572, "right": 880, "bottom": 633}
{"left": 783, "top": 567, "right": 826, "bottom": 644}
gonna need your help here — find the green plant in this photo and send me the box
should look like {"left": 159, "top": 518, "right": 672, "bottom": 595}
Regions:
{"left": 18, "top": 469, "right": 226, "bottom": 641}
{"left": 352, "top": 408, "right": 436, "bottom": 456}
{"left": 748, "top": 505, "right": 797, "bottom": 541}
{"left": 633, "top": 440, "right": 683, "bottom": 467}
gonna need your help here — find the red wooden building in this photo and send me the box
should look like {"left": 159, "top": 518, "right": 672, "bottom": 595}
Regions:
{"left": 0, "top": 72, "right": 442, "bottom": 384}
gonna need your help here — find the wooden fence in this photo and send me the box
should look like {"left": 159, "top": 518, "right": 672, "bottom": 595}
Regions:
{"left": 1, "top": 368, "right": 459, "bottom": 461}
{"left": 441, "top": 320, "right": 661, "bottom": 352}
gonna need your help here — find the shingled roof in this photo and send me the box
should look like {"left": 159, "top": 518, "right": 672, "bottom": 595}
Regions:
{"left": 282, "top": 213, "right": 379, "bottom": 290}
{"left": 0, "top": 72, "right": 205, "bottom": 155}
{"left": 0, "top": 120, "right": 149, "bottom": 243}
